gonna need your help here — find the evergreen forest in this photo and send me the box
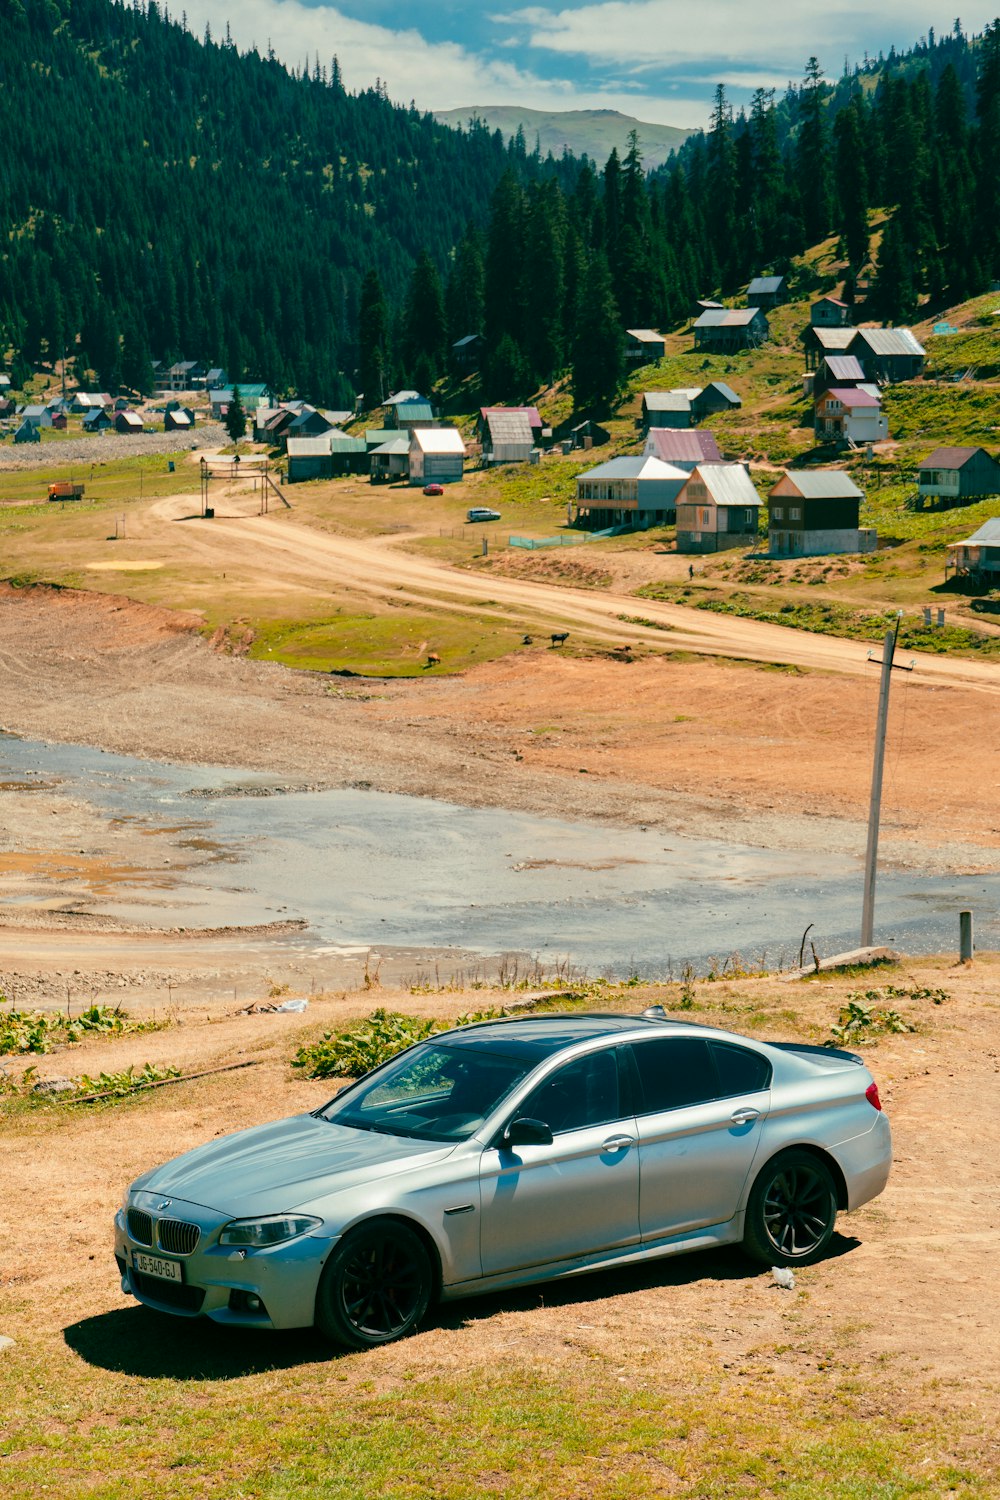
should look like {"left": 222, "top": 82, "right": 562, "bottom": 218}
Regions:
{"left": 1, "top": 0, "right": 999, "bottom": 413}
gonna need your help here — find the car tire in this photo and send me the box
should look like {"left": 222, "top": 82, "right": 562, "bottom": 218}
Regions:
{"left": 315, "top": 1220, "right": 433, "bottom": 1350}
{"left": 742, "top": 1150, "right": 838, "bottom": 1267}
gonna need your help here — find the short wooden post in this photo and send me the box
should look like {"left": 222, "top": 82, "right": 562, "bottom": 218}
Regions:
{"left": 960, "top": 910, "right": 973, "bottom": 963}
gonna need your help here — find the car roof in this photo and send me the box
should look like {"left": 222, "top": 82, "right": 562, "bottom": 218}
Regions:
{"left": 436, "top": 1012, "right": 684, "bottom": 1060}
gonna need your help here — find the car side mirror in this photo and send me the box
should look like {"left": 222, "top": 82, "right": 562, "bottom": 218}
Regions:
{"left": 502, "top": 1117, "right": 553, "bottom": 1148}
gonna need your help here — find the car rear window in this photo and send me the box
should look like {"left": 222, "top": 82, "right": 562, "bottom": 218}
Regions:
{"left": 709, "top": 1041, "right": 771, "bottom": 1096}
{"left": 629, "top": 1037, "right": 771, "bottom": 1114}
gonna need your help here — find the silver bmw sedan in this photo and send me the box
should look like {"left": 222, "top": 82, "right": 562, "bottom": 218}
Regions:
{"left": 114, "top": 1012, "right": 891, "bottom": 1348}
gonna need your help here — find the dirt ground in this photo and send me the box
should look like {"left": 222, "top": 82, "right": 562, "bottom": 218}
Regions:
{"left": 2, "top": 960, "right": 999, "bottom": 1485}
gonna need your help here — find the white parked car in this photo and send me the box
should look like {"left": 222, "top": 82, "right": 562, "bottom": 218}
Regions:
{"left": 114, "top": 1013, "right": 891, "bottom": 1348}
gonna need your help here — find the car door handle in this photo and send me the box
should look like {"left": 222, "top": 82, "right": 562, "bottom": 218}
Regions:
{"left": 602, "top": 1135, "right": 636, "bottom": 1151}
{"left": 730, "top": 1108, "right": 760, "bottom": 1125}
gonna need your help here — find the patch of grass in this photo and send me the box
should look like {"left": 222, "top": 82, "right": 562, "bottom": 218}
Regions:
{"left": 634, "top": 585, "right": 1000, "bottom": 657}
{"left": 250, "top": 609, "right": 523, "bottom": 677}
{"left": 0, "top": 1002, "right": 161, "bottom": 1056}
{"left": 292, "top": 1004, "right": 510, "bottom": 1077}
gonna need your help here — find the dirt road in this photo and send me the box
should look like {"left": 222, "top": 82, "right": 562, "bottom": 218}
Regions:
{"left": 138, "top": 495, "right": 1000, "bottom": 693}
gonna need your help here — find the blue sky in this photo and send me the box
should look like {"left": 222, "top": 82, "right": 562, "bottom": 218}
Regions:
{"left": 180, "top": 0, "right": 996, "bottom": 128}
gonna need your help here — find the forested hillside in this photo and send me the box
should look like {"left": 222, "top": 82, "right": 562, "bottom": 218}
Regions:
{"left": 2, "top": 0, "right": 999, "bottom": 413}
{"left": 0, "top": 0, "right": 575, "bottom": 402}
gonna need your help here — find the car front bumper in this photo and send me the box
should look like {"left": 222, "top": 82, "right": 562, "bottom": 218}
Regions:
{"left": 114, "top": 1196, "right": 337, "bottom": 1330}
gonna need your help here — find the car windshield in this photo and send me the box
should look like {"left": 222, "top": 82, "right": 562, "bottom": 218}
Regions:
{"left": 319, "top": 1042, "right": 533, "bottom": 1142}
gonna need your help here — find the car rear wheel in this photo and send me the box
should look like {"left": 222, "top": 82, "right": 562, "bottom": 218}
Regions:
{"left": 743, "top": 1150, "right": 838, "bottom": 1266}
{"left": 316, "top": 1221, "right": 433, "bottom": 1349}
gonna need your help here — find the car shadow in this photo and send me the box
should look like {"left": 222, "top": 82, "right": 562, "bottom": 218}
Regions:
{"left": 63, "top": 1306, "right": 329, "bottom": 1379}
{"left": 433, "top": 1234, "right": 862, "bottom": 1334}
{"left": 65, "top": 1236, "right": 862, "bottom": 1378}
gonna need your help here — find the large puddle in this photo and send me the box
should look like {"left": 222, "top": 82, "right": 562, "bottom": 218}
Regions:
{"left": 1, "top": 734, "right": 997, "bottom": 974}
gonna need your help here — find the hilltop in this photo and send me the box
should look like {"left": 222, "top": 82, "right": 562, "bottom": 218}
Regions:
{"left": 434, "top": 107, "right": 694, "bottom": 168}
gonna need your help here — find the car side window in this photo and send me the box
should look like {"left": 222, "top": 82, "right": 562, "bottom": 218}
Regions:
{"left": 709, "top": 1042, "right": 771, "bottom": 1096}
{"left": 517, "top": 1049, "right": 622, "bottom": 1134}
{"left": 629, "top": 1039, "right": 718, "bottom": 1114}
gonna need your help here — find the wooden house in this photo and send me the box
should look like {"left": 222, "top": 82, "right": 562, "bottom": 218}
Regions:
{"left": 575, "top": 455, "right": 687, "bottom": 528}
{"left": 917, "top": 447, "right": 1000, "bottom": 505}
{"left": 810, "top": 296, "right": 851, "bottom": 327}
{"left": 945, "top": 517, "right": 1000, "bottom": 581}
{"left": 675, "top": 464, "right": 761, "bottom": 553}
{"left": 849, "top": 328, "right": 925, "bottom": 383}
{"left": 641, "top": 390, "right": 699, "bottom": 430}
{"left": 801, "top": 325, "right": 856, "bottom": 370}
{"left": 693, "top": 307, "right": 769, "bottom": 351}
{"left": 643, "top": 428, "right": 723, "bottom": 471}
{"left": 390, "top": 399, "right": 436, "bottom": 431}
{"left": 13, "top": 418, "right": 40, "bottom": 443}
{"left": 50, "top": 412, "right": 68, "bottom": 430}
{"left": 451, "top": 334, "right": 483, "bottom": 371}
{"left": 409, "top": 427, "right": 465, "bottom": 485}
{"left": 83, "top": 408, "right": 112, "bottom": 433}
{"left": 690, "top": 381, "right": 741, "bottom": 420}
{"left": 114, "top": 410, "right": 145, "bottom": 434}
{"left": 164, "top": 407, "right": 195, "bottom": 433}
{"left": 747, "top": 275, "right": 787, "bottom": 309}
{"left": 480, "top": 409, "right": 534, "bottom": 463}
{"left": 813, "top": 355, "right": 865, "bottom": 397}
{"left": 20, "top": 404, "right": 52, "bottom": 428}
{"left": 814, "top": 387, "right": 888, "bottom": 444}
{"left": 369, "top": 436, "right": 411, "bottom": 482}
{"left": 768, "top": 471, "right": 874, "bottom": 556}
{"left": 624, "top": 328, "right": 666, "bottom": 364}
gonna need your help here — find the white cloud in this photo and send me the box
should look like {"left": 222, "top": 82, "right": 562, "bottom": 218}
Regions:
{"left": 179, "top": 0, "right": 698, "bottom": 125}
{"left": 503, "top": 0, "right": 994, "bottom": 73}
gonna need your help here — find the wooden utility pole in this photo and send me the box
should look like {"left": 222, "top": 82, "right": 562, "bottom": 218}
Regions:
{"left": 861, "top": 614, "right": 911, "bottom": 946}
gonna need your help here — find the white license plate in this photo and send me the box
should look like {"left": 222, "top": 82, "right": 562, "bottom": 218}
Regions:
{"left": 133, "top": 1251, "right": 183, "bottom": 1283}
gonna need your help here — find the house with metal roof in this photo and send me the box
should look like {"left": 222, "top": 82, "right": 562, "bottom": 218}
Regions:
{"left": 814, "top": 387, "right": 888, "bottom": 445}
{"left": 768, "top": 470, "right": 874, "bottom": 556}
{"left": 286, "top": 432, "right": 368, "bottom": 481}
{"left": 13, "top": 418, "right": 40, "bottom": 443}
{"left": 693, "top": 307, "right": 769, "bottom": 351}
{"left": 480, "top": 409, "right": 534, "bottom": 463}
{"left": 451, "top": 334, "right": 483, "bottom": 371}
{"left": 20, "top": 404, "right": 52, "bottom": 428}
{"left": 69, "top": 391, "right": 111, "bottom": 412}
{"left": 810, "top": 296, "right": 851, "bottom": 327}
{"left": 164, "top": 407, "right": 195, "bottom": 432}
{"left": 690, "top": 382, "right": 742, "bottom": 420}
{"left": 945, "top": 517, "right": 1000, "bottom": 580}
{"left": 676, "top": 464, "right": 762, "bottom": 553}
{"left": 801, "top": 325, "right": 856, "bottom": 369}
{"left": 848, "top": 327, "right": 925, "bottom": 383}
{"left": 409, "top": 427, "right": 465, "bottom": 485}
{"left": 575, "top": 455, "right": 687, "bottom": 528}
{"left": 114, "top": 409, "right": 145, "bottom": 434}
{"left": 917, "top": 447, "right": 1000, "bottom": 505}
{"left": 0, "top": 375, "right": 11, "bottom": 391}
{"left": 624, "top": 329, "right": 666, "bottom": 364}
{"left": 369, "top": 436, "right": 411, "bottom": 483}
{"left": 813, "top": 354, "right": 866, "bottom": 397}
{"left": 389, "top": 399, "right": 436, "bottom": 431}
{"left": 82, "top": 408, "right": 112, "bottom": 433}
{"left": 747, "top": 275, "right": 787, "bottom": 309}
{"left": 209, "top": 383, "right": 271, "bottom": 418}
{"left": 643, "top": 428, "right": 724, "bottom": 470}
{"left": 641, "top": 390, "right": 700, "bottom": 430}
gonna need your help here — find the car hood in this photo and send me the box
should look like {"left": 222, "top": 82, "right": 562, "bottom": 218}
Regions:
{"left": 132, "top": 1112, "right": 456, "bottom": 1218}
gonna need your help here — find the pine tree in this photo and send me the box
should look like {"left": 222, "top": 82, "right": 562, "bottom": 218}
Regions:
{"left": 357, "top": 269, "right": 389, "bottom": 408}
{"left": 833, "top": 97, "right": 869, "bottom": 271}
{"left": 225, "top": 385, "right": 247, "bottom": 442}
{"left": 571, "top": 251, "right": 623, "bottom": 414}
{"left": 797, "top": 58, "right": 834, "bottom": 243}
{"left": 401, "top": 250, "right": 447, "bottom": 384}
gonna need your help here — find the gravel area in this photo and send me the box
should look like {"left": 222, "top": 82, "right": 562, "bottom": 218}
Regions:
{"left": 0, "top": 423, "right": 229, "bottom": 471}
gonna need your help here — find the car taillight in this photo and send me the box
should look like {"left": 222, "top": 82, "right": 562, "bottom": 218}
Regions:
{"left": 865, "top": 1082, "right": 882, "bottom": 1111}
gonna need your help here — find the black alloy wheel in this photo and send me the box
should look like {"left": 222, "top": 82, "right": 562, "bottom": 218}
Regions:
{"left": 316, "top": 1221, "right": 433, "bottom": 1350}
{"left": 743, "top": 1150, "right": 838, "bottom": 1266}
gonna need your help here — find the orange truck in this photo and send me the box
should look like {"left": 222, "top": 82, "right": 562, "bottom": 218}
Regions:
{"left": 47, "top": 481, "right": 85, "bottom": 501}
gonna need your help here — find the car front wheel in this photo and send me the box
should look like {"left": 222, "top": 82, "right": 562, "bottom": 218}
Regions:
{"left": 316, "top": 1221, "right": 433, "bottom": 1349}
{"left": 742, "top": 1150, "right": 838, "bottom": 1266}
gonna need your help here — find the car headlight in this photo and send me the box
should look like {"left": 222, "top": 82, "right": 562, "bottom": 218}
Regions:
{"left": 218, "top": 1215, "right": 322, "bottom": 1247}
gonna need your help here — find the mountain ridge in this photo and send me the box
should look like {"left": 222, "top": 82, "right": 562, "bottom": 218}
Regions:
{"left": 435, "top": 106, "right": 694, "bottom": 168}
